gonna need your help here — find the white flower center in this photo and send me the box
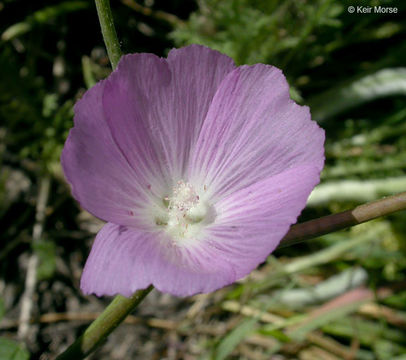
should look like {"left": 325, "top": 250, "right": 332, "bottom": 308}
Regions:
{"left": 156, "top": 180, "right": 212, "bottom": 241}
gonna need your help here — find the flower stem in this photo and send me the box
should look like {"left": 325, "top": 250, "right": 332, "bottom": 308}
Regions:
{"left": 55, "top": 286, "right": 153, "bottom": 360}
{"left": 279, "top": 191, "right": 406, "bottom": 248}
{"left": 95, "top": 0, "right": 122, "bottom": 70}
{"left": 55, "top": 3, "right": 151, "bottom": 360}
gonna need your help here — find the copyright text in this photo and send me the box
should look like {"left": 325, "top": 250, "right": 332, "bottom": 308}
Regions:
{"left": 347, "top": 6, "right": 398, "bottom": 14}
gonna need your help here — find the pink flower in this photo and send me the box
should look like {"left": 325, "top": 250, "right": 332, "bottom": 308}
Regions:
{"left": 61, "top": 45, "right": 324, "bottom": 297}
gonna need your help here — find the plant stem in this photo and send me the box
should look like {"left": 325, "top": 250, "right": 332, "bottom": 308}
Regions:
{"left": 95, "top": 0, "right": 122, "bottom": 70}
{"left": 56, "top": 3, "right": 150, "bottom": 359}
{"left": 55, "top": 286, "right": 153, "bottom": 360}
{"left": 279, "top": 191, "right": 406, "bottom": 248}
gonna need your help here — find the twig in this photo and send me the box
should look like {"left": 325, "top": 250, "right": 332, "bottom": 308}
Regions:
{"left": 358, "top": 303, "right": 406, "bottom": 329}
{"left": 287, "top": 282, "right": 406, "bottom": 337}
{"left": 17, "top": 176, "right": 51, "bottom": 341}
{"left": 0, "top": 310, "right": 177, "bottom": 330}
{"left": 121, "top": 0, "right": 184, "bottom": 27}
{"left": 222, "top": 301, "right": 285, "bottom": 325}
{"left": 279, "top": 191, "right": 406, "bottom": 248}
{"left": 186, "top": 294, "right": 210, "bottom": 319}
{"left": 306, "top": 332, "right": 355, "bottom": 360}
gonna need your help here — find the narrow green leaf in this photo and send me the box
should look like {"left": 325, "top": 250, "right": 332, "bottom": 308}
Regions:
{"left": 258, "top": 329, "right": 291, "bottom": 343}
{"left": 0, "top": 338, "right": 30, "bottom": 360}
{"left": 0, "top": 298, "right": 5, "bottom": 321}
{"left": 2, "top": 1, "right": 89, "bottom": 41}
{"left": 33, "top": 240, "right": 56, "bottom": 281}
{"left": 323, "top": 318, "right": 406, "bottom": 345}
{"left": 289, "top": 299, "right": 366, "bottom": 340}
{"left": 214, "top": 317, "right": 257, "bottom": 360}
{"left": 81, "top": 56, "right": 97, "bottom": 89}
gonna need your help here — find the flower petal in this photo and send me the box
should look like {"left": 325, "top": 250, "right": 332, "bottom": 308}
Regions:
{"left": 81, "top": 223, "right": 237, "bottom": 297}
{"left": 188, "top": 64, "right": 325, "bottom": 199}
{"left": 102, "top": 45, "right": 236, "bottom": 183}
{"left": 164, "top": 45, "right": 236, "bottom": 177}
{"left": 102, "top": 53, "right": 172, "bottom": 196}
{"left": 81, "top": 223, "right": 155, "bottom": 297}
{"left": 204, "top": 164, "right": 322, "bottom": 278}
{"left": 61, "top": 81, "right": 152, "bottom": 228}
{"left": 82, "top": 164, "right": 320, "bottom": 297}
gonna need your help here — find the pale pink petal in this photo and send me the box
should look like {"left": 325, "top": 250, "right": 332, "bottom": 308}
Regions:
{"left": 188, "top": 64, "right": 325, "bottom": 199}
{"left": 101, "top": 54, "right": 172, "bottom": 196}
{"left": 81, "top": 223, "right": 155, "bottom": 297}
{"left": 61, "top": 81, "right": 152, "bottom": 228}
{"left": 103, "top": 45, "right": 236, "bottom": 182}
{"left": 163, "top": 45, "right": 236, "bottom": 176}
{"left": 203, "top": 164, "right": 322, "bottom": 278}
{"left": 81, "top": 223, "right": 237, "bottom": 297}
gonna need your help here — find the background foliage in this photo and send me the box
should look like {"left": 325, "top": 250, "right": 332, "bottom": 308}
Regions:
{"left": 0, "top": 0, "right": 405, "bottom": 359}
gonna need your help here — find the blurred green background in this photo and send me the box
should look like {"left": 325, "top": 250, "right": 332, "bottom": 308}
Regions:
{"left": 0, "top": 0, "right": 406, "bottom": 359}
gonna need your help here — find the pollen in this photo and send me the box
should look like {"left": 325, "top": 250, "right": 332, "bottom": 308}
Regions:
{"left": 169, "top": 180, "right": 199, "bottom": 214}
{"left": 157, "top": 180, "right": 210, "bottom": 241}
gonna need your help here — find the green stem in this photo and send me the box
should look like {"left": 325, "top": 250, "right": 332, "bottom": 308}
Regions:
{"left": 95, "top": 0, "right": 122, "bottom": 70}
{"left": 279, "top": 191, "right": 406, "bottom": 248}
{"left": 56, "top": 2, "right": 147, "bottom": 359}
{"left": 55, "top": 286, "right": 153, "bottom": 360}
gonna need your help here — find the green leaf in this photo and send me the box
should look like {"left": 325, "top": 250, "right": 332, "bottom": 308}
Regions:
{"left": 323, "top": 318, "right": 406, "bottom": 345}
{"left": 383, "top": 291, "right": 406, "bottom": 310}
{"left": 0, "top": 298, "right": 5, "bottom": 321}
{"left": 309, "top": 68, "right": 406, "bottom": 121}
{"left": 33, "top": 240, "right": 56, "bottom": 281}
{"left": 2, "top": 1, "right": 89, "bottom": 41}
{"left": 0, "top": 338, "right": 30, "bottom": 360}
{"left": 373, "top": 339, "right": 406, "bottom": 359}
{"left": 289, "top": 299, "right": 366, "bottom": 341}
{"left": 213, "top": 317, "right": 257, "bottom": 360}
{"left": 258, "top": 328, "right": 291, "bottom": 343}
